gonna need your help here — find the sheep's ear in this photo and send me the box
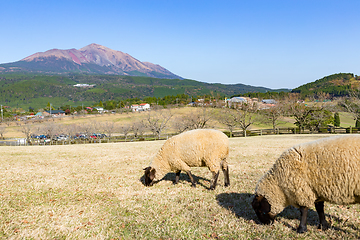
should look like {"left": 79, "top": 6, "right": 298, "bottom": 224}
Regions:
{"left": 143, "top": 167, "right": 151, "bottom": 171}
{"left": 149, "top": 168, "right": 156, "bottom": 181}
{"left": 252, "top": 194, "right": 262, "bottom": 209}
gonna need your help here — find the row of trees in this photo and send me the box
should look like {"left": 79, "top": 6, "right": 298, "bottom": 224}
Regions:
{"left": 8, "top": 99, "right": 339, "bottom": 143}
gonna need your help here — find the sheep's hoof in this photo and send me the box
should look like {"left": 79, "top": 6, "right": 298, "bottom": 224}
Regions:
{"left": 318, "top": 222, "right": 330, "bottom": 231}
{"left": 191, "top": 184, "right": 196, "bottom": 188}
{"left": 296, "top": 225, "right": 307, "bottom": 234}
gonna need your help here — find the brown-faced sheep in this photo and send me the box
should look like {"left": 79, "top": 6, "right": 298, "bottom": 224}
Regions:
{"left": 252, "top": 135, "right": 360, "bottom": 233}
{"left": 143, "top": 129, "right": 230, "bottom": 190}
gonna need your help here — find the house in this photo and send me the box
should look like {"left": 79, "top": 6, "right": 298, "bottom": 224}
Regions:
{"left": 262, "top": 99, "right": 277, "bottom": 104}
{"left": 94, "top": 107, "right": 104, "bottom": 113}
{"left": 44, "top": 110, "right": 66, "bottom": 117}
{"left": 226, "top": 97, "right": 247, "bottom": 108}
{"left": 139, "top": 103, "right": 150, "bottom": 111}
{"left": 131, "top": 103, "right": 151, "bottom": 112}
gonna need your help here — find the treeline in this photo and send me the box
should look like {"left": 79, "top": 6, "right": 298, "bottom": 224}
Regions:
{"left": 0, "top": 73, "right": 279, "bottom": 110}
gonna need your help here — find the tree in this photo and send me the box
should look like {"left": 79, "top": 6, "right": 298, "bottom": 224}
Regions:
{"left": 132, "top": 121, "right": 146, "bottom": 139}
{"left": 216, "top": 108, "right": 238, "bottom": 137}
{"left": 0, "top": 125, "right": 6, "bottom": 139}
{"left": 103, "top": 121, "right": 117, "bottom": 139}
{"left": 172, "top": 107, "right": 213, "bottom": 133}
{"left": 146, "top": 107, "right": 173, "bottom": 139}
{"left": 41, "top": 122, "right": 59, "bottom": 145}
{"left": 63, "top": 124, "right": 78, "bottom": 144}
{"left": 45, "top": 102, "right": 55, "bottom": 111}
{"left": 356, "top": 119, "right": 360, "bottom": 128}
{"left": 20, "top": 123, "right": 33, "bottom": 144}
{"left": 334, "top": 112, "right": 340, "bottom": 127}
{"left": 119, "top": 124, "right": 132, "bottom": 141}
{"left": 287, "top": 102, "right": 313, "bottom": 133}
{"left": 235, "top": 102, "right": 258, "bottom": 137}
{"left": 340, "top": 88, "right": 360, "bottom": 125}
{"left": 259, "top": 102, "right": 284, "bottom": 132}
{"left": 306, "top": 107, "right": 334, "bottom": 132}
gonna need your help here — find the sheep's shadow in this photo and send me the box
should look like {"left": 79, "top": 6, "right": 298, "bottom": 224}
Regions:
{"left": 139, "top": 172, "right": 212, "bottom": 189}
{"left": 216, "top": 192, "right": 360, "bottom": 236}
{"left": 216, "top": 192, "right": 318, "bottom": 227}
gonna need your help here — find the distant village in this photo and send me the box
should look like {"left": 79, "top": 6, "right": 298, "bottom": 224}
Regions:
{"left": 7, "top": 96, "right": 278, "bottom": 122}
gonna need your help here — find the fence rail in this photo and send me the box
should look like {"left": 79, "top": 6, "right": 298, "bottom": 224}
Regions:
{"left": 1, "top": 127, "right": 359, "bottom": 147}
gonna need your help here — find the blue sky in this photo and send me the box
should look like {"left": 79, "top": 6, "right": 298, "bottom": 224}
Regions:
{"left": 1, "top": 0, "right": 359, "bottom": 89}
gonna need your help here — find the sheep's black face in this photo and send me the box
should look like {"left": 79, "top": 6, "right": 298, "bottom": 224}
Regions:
{"left": 143, "top": 167, "right": 156, "bottom": 186}
{"left": 252, "top": 194, "right": 275, "bottom": 225}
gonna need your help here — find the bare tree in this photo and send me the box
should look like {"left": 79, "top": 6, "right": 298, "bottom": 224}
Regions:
{"left": 188, "top": 107, "right": 213, "bottom": 129}
{"left": 173, "top": 107, "right": 212, "bottom": 133}
{"left": 80, "top": 123, "right": 94, "bottom": 139}
{"left": 146, "top": 107, "right": 173, "bottom": 139}
{"left": 0, "top": 125, "right": 6, "bottom": 139}
{"left": 235, "top": 102, "right": 258, "bottom": 137}
{"left": 119, "top": 124, "right": 132, "bottom": 141}
{"left": 41, "top": 122, "right": 60, "bottom": 145}
{"left": 172, "top": 115, "right": 191, "bottom": 134}
{"left": 340, "top": 88, "right": 360, "bottom": 125}
{"left": 260, "top": 102, "right": 285, "bottom": 132}
{"left": 20, "top": 124, "right": 33, "bottom": 144}
{"left": 63, "top": 124, "right": 78, "bottom": 144}
{"left": 103, "top": 121, "right": 117, "bottom": 138}
{"left": 216, "top": 108, "right": 238, "bottom": 137}
{"left": 132, "top": 121, "right": 146, "bottom": 139}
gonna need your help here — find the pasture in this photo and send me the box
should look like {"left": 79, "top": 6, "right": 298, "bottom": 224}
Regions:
{"left": 0, "top": 134, "right": 359, "bottom": 239}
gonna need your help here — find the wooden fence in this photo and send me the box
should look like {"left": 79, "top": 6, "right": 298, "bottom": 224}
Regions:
{"left": 1, "top": 127, "right": 359, "bottom": 146}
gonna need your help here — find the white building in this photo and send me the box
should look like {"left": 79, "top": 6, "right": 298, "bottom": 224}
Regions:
{"left": 131, "top": 103, "right": 151, "bottom": 112}
{"left": 94, "top": 107, "right": 104, "bottom": 113}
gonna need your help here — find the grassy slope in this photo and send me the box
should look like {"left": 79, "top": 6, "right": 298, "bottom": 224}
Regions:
{"left": 0, "top": 134, "right": 359, "bottom": 239}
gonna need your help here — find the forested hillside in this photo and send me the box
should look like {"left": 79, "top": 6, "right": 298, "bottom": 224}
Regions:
{"left": 0, "top": 73, "right": 285, "bottom": 109}
{"left": 291, "top": 73, "right": 359, "bottom": 97}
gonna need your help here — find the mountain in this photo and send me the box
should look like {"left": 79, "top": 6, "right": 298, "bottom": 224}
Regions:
{"left": 0, "top": 43, "right": 181, "bottom": 79}
{"left": 292, "top": 73, "right": 360, "bottom": 97}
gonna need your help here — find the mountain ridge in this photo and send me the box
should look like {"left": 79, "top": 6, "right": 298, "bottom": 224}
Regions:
{"left": 1, "top": 43, "right": 181, "bottom": 79}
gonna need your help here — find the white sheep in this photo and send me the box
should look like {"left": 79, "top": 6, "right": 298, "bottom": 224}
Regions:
{"left": 143, "top": 129, "right": 230, "bottom": 190}
{"left": 252, "top": 135, "right": 360, "bottom": 233}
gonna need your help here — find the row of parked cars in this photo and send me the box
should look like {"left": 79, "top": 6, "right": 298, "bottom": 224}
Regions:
{"left": 31, "top": 133, "right": 107, "bottom": 142}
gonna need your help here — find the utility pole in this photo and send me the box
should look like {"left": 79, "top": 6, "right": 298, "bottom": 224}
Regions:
{"left": 50, "top": 103, "right": 52, "bottom": 117}
{"left": 1, "top": 105, "right": 3, "bottom": 121}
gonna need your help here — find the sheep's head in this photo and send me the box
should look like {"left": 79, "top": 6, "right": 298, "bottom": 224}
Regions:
{"left": 252, "top": 194, "right": 275, "bottom": 225}
{"left": 143, "top": 167, "right": 156, "bottom": 186}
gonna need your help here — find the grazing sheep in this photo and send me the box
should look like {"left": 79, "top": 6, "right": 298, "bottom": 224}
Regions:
{"left": 143, "top": 129, "right": 230, "bottom": 190}
{"left": 252, "top": 135, "right": 360, "bottom": 233}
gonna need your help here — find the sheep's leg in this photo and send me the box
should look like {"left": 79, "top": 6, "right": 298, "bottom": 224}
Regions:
{"left": 297, "top": 206, "right": 308, "bottom": 233}
{"left": 174, "top": 171, "right": 181, "bottom": 185}
{"left": 185, "top": 170, "right": 196, "bottom": 188}
{"left": 315, "top": 201, "right": 329, "bottom": 230}
{"left": 222, "top": 165, "right": 230, "bottom": 187}
{"left": 210, "top": 171, "right": 220, "bottom": 190}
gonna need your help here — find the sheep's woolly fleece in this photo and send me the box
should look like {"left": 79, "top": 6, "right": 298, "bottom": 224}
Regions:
{"left": 150, "top": 129, "right": 229, "bottom": 180}
{"left": 255, "top": 135, "right": 360, "bottom": 216}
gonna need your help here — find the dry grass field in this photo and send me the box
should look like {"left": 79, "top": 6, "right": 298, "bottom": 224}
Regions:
{"left": 1, "top": 134, "right": 359, "bottom": 239}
